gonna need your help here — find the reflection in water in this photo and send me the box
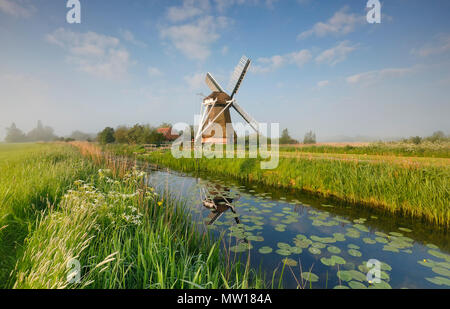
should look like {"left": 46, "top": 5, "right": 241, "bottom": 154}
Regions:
{"left": 144, "top": 164, "right": 450, "bottom": 289}
{"left": 199, "top": 181, "right": 241, "bottom": 226}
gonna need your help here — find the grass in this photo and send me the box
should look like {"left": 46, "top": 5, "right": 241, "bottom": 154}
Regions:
{"left": 280, "top": 141, "right": 450, "bottom": 158}
{"left": 0, "top": 143, "right": 97, "bottom": 287}
{"left": 104, "top": 144, "right": 450, "bottom": 229}
{"left": 2, "top": 142, "right": 264, "bottom": 289}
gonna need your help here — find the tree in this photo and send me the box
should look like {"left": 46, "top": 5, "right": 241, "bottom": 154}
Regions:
{"left": 303, "top": 130, "right": 316, "bottom": 144}
{"left": 97, "top": 127, "right": 115, "bottom": 144}
{"left": 27, "top": 120, "right": 56, "bottom": 142}
{"left": 5, "top": 123, "right": 26, "bottom": 143}
{"left": 279, "top": 128, "right": 298, "bottom": 145}
{"left": 69, "top": 130, "right": 94, "bottom": 141}
{"left": 114, "top": 126, "right": 129, "bottom": 144}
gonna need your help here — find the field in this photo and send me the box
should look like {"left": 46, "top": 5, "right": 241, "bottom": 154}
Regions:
{"left": 105, "top": 142, "right": 450, "bottom": 229}
{"left": 0, "top": 143, "right": 263, "bottom": 289}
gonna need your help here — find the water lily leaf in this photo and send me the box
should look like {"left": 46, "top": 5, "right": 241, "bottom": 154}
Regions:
{"left": 321, "top": 257, "right": 335, "bottom": 267}
{"left": 428, "top": 250, "right": 450, "bottom": 261}
{"left": 289, "top": 246, "right": 303, "bottom": 254}
{"left": 258, "top": 246, "right": 272, "bottom": 254}
{"left": 375, "top": 232, "right": 389, "bottom": 238}
{"left": 333, "top": 233, "right": 346, "bottom": 242}
{"left": 301, "top": 272, "right": 319, "bottom": 282}
{"left": 333, "top": 285, "right": 349, "bottom": 289}
{"left": 311, "top": 235, "right": 336, "bottom": 243}
{"left": 277, "top": 242, "right": 291, "bottom": 249}
{"left": 425, "top": 276, "right": 450, "bottom": 286}
{"left": 247, "top": 235, "right": 264, "bottom": 242}
{"left": 380, "top": 262, "right": 392, "bottom": 271}
{"left": 426, "top": 243, "right": 439, "bottom": 249}
{"left": 348, "top": 281, "right": 367, "bottom": 289}
{"left": 337, "top": 271, "right": 353, "bottom": 282}
{"left": 348, "top": 244, "right": 360, "bottom": 250}
{"left": 311, "top": 242, "right": 326, "bottom": 249}
{"left": 331, "top": 255, "right": 346, "bottom": 265}
{"left": 370, "top": 280, "right": 392, "bottom": 289}
{"left": 398, "top": 227, "right": 412, "bottom": 233}
{"left": 327, "top": 246, "right": 341, "bottom": 254}
{"left": 354, "top": 224, "right": 369, "bottom": 233}
{"left": 282, "top": 258, "right": 298, "bottom": 267}
{"left": 389, "top": 232, "right": 403, "bottom": 237}
{"left": 348, "top": 249, "right": 362, "bottom": 257}
{"left": 308, "top": 247, "right": 321, "bottom": 255}
{"left": 375, "top": 237, "right": 388, "bottom": 244}
{"left": 276, "top": 249, "right": 291, "bottom": 256}
{"left": 432, "top": 267, "right": 450, "bottom": 277}
{"left": 382, "top": 245, "right": 399, "bottom": 253}
{"left": 363, "top": 238, "right": 377, "bottom": 245}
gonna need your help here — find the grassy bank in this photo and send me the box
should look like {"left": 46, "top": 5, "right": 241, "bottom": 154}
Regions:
{"left": 0, "top": 143, "right": 97, "bottom": 287}
{"left": 105, "top": 144, "right": 449, "bottom": 229}
{"left": 2, "top": 143, "right": 263, "bottom": 289}
{"left": 280, "top": 142, "right": 450, "bottom": 158}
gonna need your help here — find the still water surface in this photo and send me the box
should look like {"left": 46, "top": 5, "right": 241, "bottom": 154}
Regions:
{"left": 144, "top": 164, "right": 450, "bottom": 289}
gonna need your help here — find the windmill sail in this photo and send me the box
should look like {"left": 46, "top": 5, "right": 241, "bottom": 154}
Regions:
{"left": 231, "top": 101, "right": 259, "bottom": 134}
{"left": 228, "top": 56, "right": 251, "bottom": 99}
{"left": 205, "top": 72, "right": 225, "bottom": 93}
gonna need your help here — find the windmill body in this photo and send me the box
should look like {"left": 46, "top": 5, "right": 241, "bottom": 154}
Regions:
{"left": 196, "top": 56, "right": 260, "bottom": 145}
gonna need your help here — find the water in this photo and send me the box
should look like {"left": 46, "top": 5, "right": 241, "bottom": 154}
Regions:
{"left": 144, "top": 164, "right": 450, "bottom": 289}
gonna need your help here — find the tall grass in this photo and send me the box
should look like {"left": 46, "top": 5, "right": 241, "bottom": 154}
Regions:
{"left": 8, "top": 142, "right": 264, "bottom": 289}
{"left": 0, "top": 143, "right": 97, "bottom": 287}
{"left": 117, "top": 148, "right": 449, "bottom": 229}
{"left": 280, "top": 142, "right": 450, "bottom": 158}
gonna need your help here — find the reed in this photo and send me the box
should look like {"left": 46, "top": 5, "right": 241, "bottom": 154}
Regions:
{"left": 114, "top": 147, "right": 449, "bottom": 229}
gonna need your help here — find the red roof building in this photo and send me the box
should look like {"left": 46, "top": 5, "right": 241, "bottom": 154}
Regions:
{"left": 157, "top": 127, "right": 180, "bottom": 141}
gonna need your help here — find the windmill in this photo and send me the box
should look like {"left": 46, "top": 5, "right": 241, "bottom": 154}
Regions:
{"left": 195, "top": 56, "right": 260, "bottom": 144}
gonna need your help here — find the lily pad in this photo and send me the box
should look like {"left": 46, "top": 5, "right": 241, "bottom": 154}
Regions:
{"left": 348, "top": 281, "right": 367, "bottom": 289}
{"left": 327, "top": 246, "right": 341, "bottom": 254}
{"left": 331, "top": 255, "right": 346, "bottom": 265}
{"left": 321, "top": 257, "right": 335, "bottom": 267}
{"left": 301, "top": 272, "right": 319, "bottom": 282}
{"left": 348, "top": 249, "right": 362, "bottom": 257}
{"left": 363, "top": 238, "right": 377, "bottom": 245}
{"left": 425, "top": 276, "right": 450, "bottom": 286}
{"left": 308, "top": 247, "right": 321, "bottom": 255}
{"left": 398, "top": 227, "right": 412, "bottom": 233}
{"left": 282, "top": 258, "right": 298, "bottom": 267}
{"left": 258, "top": 246, "right": 273, "bottom": 254}
{"left": 275, "top": 249, "right": 291, "bottom": 256}
{"left": 348, "top": 244, "right": 360, "bottom": 250}
{"left": 432, "top": 267, "right": 450, "bottom": 277}
{"left": 370, "top": 280, "right": 392, "bottom": 289}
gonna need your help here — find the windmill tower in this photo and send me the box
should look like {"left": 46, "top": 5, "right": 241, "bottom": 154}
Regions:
{"left": 195, "top": 56, "right": 260, "bottom": 144}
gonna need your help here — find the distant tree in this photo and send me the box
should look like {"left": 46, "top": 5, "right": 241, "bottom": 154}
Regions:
{"left": 97, "top": 127, "right": 115, "bottom": 144}
{"left": 69, "top": 130, "right": 94, "bottom": 141}
{"left": 279, "top": 129, "right": 298, "bottom": 145}
{"left": 425, "top": 131, "right": 447, "bottom": 143}
{"left": 409, "top": 136, "right": 422, "bottom": 145}
{"left": 114, "top": 126, "right": 129, "bottom": 144}
{"left": 126, "top": 124, "right": 145, "bottom": 144}
{"left": 27, "top": 120, "right": 56, "bottom": 142}
{"left": 303, "top": 130, "right": 317, "bottom": 144}
{"left": 5, "top": 123, "right": 27, "bottom": 143}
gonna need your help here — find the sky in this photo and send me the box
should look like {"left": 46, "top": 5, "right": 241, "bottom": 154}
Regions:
{"left": 1, "top": 0, "right": 450, "bottom": 141}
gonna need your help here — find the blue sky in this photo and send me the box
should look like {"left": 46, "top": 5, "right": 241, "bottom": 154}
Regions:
{"left": 1, "top": 0, "right": 449, "bottom": 141}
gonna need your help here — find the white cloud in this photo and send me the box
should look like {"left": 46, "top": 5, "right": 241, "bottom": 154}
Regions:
{"left": 252, "top": 49, "right": 312, "bottom": 73}
{"left": 46, "top": 28, "right": 132, "bottom": 80}
{"left": 148, "top": 67, "right": 163, "bottom": 77}
{"left": 184, "top": 72, "right": 205, "bottom": 90}
{"left": 119, "top": 29, "right": 147, "bottom": 47}
{"left": 316, "top": 41, "right": 358, "bottom": 66}
{"left": 167, "top": 0, "right": 210, "bottom": 22}
{"left": 0, "top": 0, "right": 35, "bottom": 18}
{"left": 160, "top": 16, "right": 229, "bottom": 61}
{"left": 298, "top": 6, "right": 365, "bottom": 40}
{"left": 317, "top": 80, "right": 329, "bottom": 88}
{"left": 346, "top": 67, "right": 415, "bottom": 85}
{"left": 411, "top": 34, "right": 450, "bottom": 57}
